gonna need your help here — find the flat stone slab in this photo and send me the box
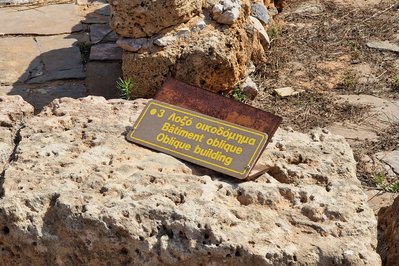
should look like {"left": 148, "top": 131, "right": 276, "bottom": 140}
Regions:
{"left": 0, "top": 37, "right": 40, "bottom": 85}
{"left": 366, "top": 190, "right": 396, "bottom": 216}
{"left": 86, "top": 61, "right": 121, "bottom": 99}
{"left": 90, "top": 24, "right": 118, "bottom": 44}
{"left": 27, "top": 35, "right": 86, "bottom": 83}
{"left": 367, "top": 41, "right": 399, "bottom": 53}
{"left": 328, "top": 122, "right": 379, "bottom": 141}
{"left": 338, "top": 95, "right": 399, "bottom": 125}
{"left": 90, "top": 43, "right": 122, "bottom": 61}
{"left": 376, "top": 150, "right": 399, "bottom": 175}
{"left": 0, "top": 4, "right": 83, "bottom": 35}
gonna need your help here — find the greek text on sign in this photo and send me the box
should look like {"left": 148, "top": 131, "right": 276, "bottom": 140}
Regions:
{"left": 127, "top": 100, "right": 268, "bottom": 179}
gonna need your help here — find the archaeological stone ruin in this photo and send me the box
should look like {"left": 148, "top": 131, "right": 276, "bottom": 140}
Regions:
{"left": 110, "top": 0, "right": 275, "bottom": 98}
{"left": 0, "top": 0, "right": 399, "bottom": 265}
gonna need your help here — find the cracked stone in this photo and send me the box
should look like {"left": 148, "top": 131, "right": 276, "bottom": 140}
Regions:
{"left": 90, "top": 24, "right": 118, "bottom": 44}
{"left": 0, "top": 95, "right": 33, "bottom": 174}
{"left": 26, "top": 35, "right": 86, "bottom": 83}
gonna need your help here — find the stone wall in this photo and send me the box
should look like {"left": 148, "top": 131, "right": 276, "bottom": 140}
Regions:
{"left": 110, "top": 0, "right": 276, "bottom": 98}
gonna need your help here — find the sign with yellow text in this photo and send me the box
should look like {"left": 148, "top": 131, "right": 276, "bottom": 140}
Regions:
{"left": 127, "top": 100, "right": 268, "bottom": 179}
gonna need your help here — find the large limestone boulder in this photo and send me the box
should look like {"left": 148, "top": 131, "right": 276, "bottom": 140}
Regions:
{"left": 110, "top": 0, "right": 269, "bottom": 98}
{"left": 110, "top": 0, "right": 203, "bottom": 38}
{"left": 122, "top": 22, "right": 265, "bottom": 97}
{"left": 378, "top": 195, "right": 399, "bottom": 265}
{"left": 0, "top": 96, "right": 380, "bottom": 265}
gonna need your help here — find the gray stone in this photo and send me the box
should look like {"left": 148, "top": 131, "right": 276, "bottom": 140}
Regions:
{"left": 328, "top": 123, "right": 379, "bottom": 142}
{"left": 116, "top": 37, "right": 149, "bottom": 52}
{"left": 90, "top": 24, "right": 118, "bottom": 44}
{"left": 193, "top": 19, "right": 206, "bottom": 32}
{"left": 90, "top": 43, "right": 123, "bottom": 61}
{"left": 212, "top": 0, "right": 241, "bottom": 25}
{"left": 376, "top": 150, "right": 399, "bottom": 175}
{"left": 0, "top": 0, "right": 30, "bottom": 5}
{"left": 251, "top": 3, "right": 271, "bottom": 25}
{"left": 294, "top": 3, "right": 324, "bottom": 15}
{"left": 27, "top": 35, "right": 86, "bottom": 83}
{"left": 241, "top": 77, "right": 258, "bottom": 100}
{"left": 0, "top": 4, "right": 84, "bottom": 35}
{"left": 154, "top": 35, "right": 179, "bottom": 47}
{"left": 95, "top": 4, "right": 111, "bottom": 16}
{"left": 249, "top": 16, "right": 270, "bottom": 49}
{"left": 76, "top": 0, "right": 107, "bottom": 5}
{"left": 367, "top": 41, "right": 399, "bottom": 53}
{"left": 338, "top": 95, "right": 399, "bottom": 125}
{"left": 86, "top": 62, "right": 121, "bottom": 99}
{"left": 0, "top": 37, "right": 40, "bottom": 84}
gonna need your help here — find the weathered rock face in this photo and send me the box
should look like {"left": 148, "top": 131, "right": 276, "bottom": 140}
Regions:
{"left": 0, "top": 96, "right": 380, "bottom": 265}
{"left": 110, "top": 0, "right": 203, "bottom": 38}
{"left": 0, "top": 96, "right": 33, "bottom": 175}
{"left": 110, "top": 0, "right": 271, "bottom": 98}
{"left": 378, "top": 196, "right": 399, "bottom": 265}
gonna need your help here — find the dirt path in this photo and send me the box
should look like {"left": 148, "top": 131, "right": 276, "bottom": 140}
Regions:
{"left": 252, "top": 0, "right": 399, "bottom": 194}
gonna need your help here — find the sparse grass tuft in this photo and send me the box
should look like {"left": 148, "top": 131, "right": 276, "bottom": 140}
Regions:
{"left": 372, "top": 171, "right": 399, "bottom": 193}
{"left": 116, "top": 77, "right": 133, "bottom": 100}
{"left": 393, "top": 74, "right": 399, "bottom": 89}
{"left": 268, "top": 23, "right": 280, "bottom": 40}
{"left": 341, "top": 71, "right": 357, "bottom": 88}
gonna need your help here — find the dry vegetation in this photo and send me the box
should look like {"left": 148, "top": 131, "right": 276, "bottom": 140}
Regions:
{"left": 250, "top": 0, "right": 399, "bottom": 185}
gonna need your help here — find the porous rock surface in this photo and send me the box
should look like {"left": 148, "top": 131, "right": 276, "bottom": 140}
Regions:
{"left": 110, "top": 0, "right": 269, "bottom": 97}
{"left": 0, "top": 96, "right": 33, "bottom": 176}
{"left": 0, "top": 96, "right": 380, "bottom": 265}
{"left": 378, "top": 195, "right": 399, "bottom": 265}
{"left": 110, "top": 0, "right": 203, "bottom": 38}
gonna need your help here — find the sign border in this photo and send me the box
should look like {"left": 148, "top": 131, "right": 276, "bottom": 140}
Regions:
{"left": 128, "top": 100, "right": 268, "bottom": 178}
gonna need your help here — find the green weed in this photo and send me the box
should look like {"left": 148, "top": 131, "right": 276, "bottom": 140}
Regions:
{"left": 373, "top": 171, "right": 386, "bottom": 186}
{"left": 268, "top": 24, "right": 280, "bottom": 40}
{"left": 373, "top": 171, "right": 399, "bottom": 193}
{"left": 116, "top": 77, "right": 133, "bottom": 100}
{"left": 393, "top": 74, "right": 399, "bottom": 89}
{"left": 385, "top": 182, "right": 399, "bottom": 193}
{"left": 231, "top": 87, "right": 247, "bottom": 103}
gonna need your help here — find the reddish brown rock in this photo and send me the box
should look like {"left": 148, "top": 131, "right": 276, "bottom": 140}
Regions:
{"left": 378, "top": 195, "right": 399, "bottom": 265}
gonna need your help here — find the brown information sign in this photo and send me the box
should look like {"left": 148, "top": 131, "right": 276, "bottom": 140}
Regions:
{"left": 127, "top": 100, "right": 268, "bottom": 179}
